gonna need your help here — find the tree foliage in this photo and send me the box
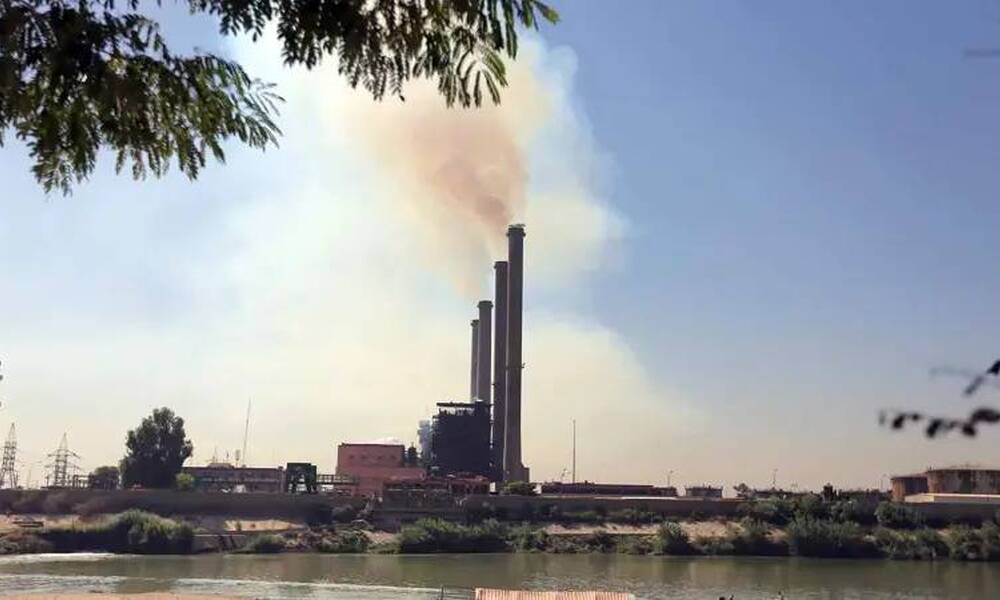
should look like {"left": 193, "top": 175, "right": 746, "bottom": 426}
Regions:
{"left": 0, "top": 1, "right": 558, "bottom": 193}
{"left": 121, "top": 407, "right": 193, "bottom": 489}
{"left": 89, "top": 464, "right": 120, "bottom": 489}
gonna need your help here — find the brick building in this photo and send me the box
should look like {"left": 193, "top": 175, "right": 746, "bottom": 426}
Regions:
{"left": 335, "top": 443, "right": 424, "bottom": 497}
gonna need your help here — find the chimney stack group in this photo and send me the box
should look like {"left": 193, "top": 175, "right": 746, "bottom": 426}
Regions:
{"left": 502, "top": 225, "right": 528, "bottom": 483}
{"left": 468, "top": 224, "right": 529, "bottom": 484}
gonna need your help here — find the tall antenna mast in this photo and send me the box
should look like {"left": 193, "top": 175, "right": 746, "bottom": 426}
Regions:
{"left": 242, "top": 399, "right": 251, "bottom": 467}
{"left": 571, "top": 419, "right": 576, "bottom": 484}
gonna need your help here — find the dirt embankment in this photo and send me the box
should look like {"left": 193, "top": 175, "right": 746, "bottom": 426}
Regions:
{"left": 543, "top": 521, "right": 733, "bottom": 538}
{"left": 0, "top": 514, "right": 304, "bottom": 535}
{"left": 7, "top": 595, "right": 240, "bottom": 600}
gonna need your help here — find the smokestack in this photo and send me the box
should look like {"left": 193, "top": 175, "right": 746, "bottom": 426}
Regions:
{"left": 503, "top": 224, "right": 529, "bottom": 482}
{"left": 470, "top": 319, "right": 479, "bottom": 400}
{"left": 477, "top": 300, "right": 492, "bottom": 404}
{"left": 492, "top": 261, "right": 508, "bottom": 481}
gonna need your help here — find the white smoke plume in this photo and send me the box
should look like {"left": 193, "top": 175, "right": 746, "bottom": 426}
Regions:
{"left": 0, "top": 33, "right": 700, "bottom": 485}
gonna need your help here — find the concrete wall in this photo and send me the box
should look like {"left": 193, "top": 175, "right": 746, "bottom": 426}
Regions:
{"left": 0, "top": 489, "right": 362, "bottom": 519}
{"left": 904, "top": 499, "right": 1000, "bottom": 525}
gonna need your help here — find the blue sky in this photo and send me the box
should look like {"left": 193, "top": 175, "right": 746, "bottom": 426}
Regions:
{"left": 548, "top": 2, "right": 1000, "bottom": 437}
{"left": 2, "top": 1, "right": 1000, "bottom": 490}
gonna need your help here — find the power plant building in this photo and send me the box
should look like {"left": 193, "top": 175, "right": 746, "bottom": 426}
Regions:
{"left": 429, "top": 402, "right": 492, "bottom": 478}
{"left": 424, "top": 224, "right": 531, "bottom": 485}
{"left": 335, "top": 443, "right": 424, "bottom": 497}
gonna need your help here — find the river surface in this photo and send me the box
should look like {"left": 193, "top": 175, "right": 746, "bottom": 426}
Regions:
{"left": 0, "top": 553, "right": 998, "bottom": 599}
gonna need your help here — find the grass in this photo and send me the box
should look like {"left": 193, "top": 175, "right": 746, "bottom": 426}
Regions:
{"left": 316, "top": 529, "right": 369, "bottom": 553}
{"left": 652, "top": 522, "right": 696, "bottom": 555}
{"left": 40, "top": 510, "right": 193, "bottom": 554}
{"left": 397, "top": 518, "right": 509, "bottom": 553}
{"left": 786, "top": 518, "right": 877, "bottom": 558}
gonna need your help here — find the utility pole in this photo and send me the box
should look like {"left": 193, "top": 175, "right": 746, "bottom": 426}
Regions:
{"left": 242, "top": 399, "right": 251, "bottom": 467}
{"left": 772, "top": 468, "right": 778, "bottom": 489}
{"left": 571, "top": 419, "right": 576, "bottom": 484}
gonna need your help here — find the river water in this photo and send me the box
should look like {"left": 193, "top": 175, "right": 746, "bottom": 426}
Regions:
{"left": 0, "top": 553, "right": 997, "bottom": 599}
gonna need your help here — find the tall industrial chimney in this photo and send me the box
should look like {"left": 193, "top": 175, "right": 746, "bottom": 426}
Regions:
{"left": 477, "top": 300, "right": 492, "bottom": 404}
{"left": 470, "top": 319, "right": 479, "bottom": 400}
{"left": 503, "top": 224, "right": 529, "bottom": 483}
{"left": 492, "top": 261, "right": 508, "bottom": 480}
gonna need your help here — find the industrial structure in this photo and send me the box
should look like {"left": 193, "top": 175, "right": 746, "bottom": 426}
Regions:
{"left": 422, "top": 224, "right": 531, "bottom": 486}
{"left": 45, "top": 433, "right": 80, "bottom": 489}
{"left": 181, "top": 463, "right": 285, "bottom": 493}
{"left": 430, "top": 402, "right": 492, "bottom": 477}
{"left": 684, "top": 485, "right": 723, "bottom": 499}
{"left": 541, "top": 481, "right": 678, "bottom": 497}
{"left": 0, "top": 424, "right": 17, "bottom": 490}
{"left": 334, "top": 443, "right": 423, "bottom": 497}
{"left": 891, "top": 466, "right": 1000, "bottom": 502}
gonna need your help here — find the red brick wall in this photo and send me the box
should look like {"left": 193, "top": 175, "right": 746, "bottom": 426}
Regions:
{"left": 335, "top": 444, "right": 424, "bottom": 497}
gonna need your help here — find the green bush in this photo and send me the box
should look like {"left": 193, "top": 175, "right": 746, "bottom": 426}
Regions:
{"left": 653, "top": 522, "right": 696, "bottom": 555}
{"left": 316, "top": 530, "right": 369, "bottom": 553}
{"left": 244, "top": 534, "right": 286, "bottom": 554}
{"left": 41, "top": 510, "right": 193, "bottom": 554}
{"left": 502, "top": 481, "right": 537, "bottom": 496}
{"left": 875, "top": 502, "right": 923, "bottom": 530}
{"left": 786, "top": 518, "right": 876, "bottom": 558}
{"left": 875, "top": 527, "right": 948, "bottom": 560}
{"left": 397, "top": 518, "right": 508, "bottom": 553}
{"left": 830, "top": 500, "right": 877, "bottom": 526}
{"left": 510, "top": 524, "right": 549, "bottom": 552}
{"left": 794, "top": 494, "right": 830, "bottom": 521}
{"left": 174, "top": 473, "right": 195, "bottom": 491}
{"left": 731, "top": 519, "right": 786, "bottom": 556}
{"left": 948, "top": 524, "right": 1000, "bottom": 561}
{"left": 738, "top": 498, "right": 795, "bottom": 526}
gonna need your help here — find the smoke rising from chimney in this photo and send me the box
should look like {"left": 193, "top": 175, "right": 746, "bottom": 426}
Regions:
{"left": 334, "top": 48, "right": 553, "bottom": 296}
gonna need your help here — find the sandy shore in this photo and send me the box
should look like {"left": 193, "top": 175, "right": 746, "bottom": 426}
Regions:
{"left": 5, "top": 595, "right": 240, "bottom": 600}
{"left": 0, "top": 514, "right": 302, "bottom": 534}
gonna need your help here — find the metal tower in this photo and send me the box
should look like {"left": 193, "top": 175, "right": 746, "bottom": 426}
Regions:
{"left": 0, "top": 424, "right": 17, "bottom": 489}
{"left": 46, "top": 433, "right": 80, "bottom": 489}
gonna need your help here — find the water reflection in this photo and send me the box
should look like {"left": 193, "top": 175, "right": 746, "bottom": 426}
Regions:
{"left": 0, "top": 553, "right": 997, "bottom": 600}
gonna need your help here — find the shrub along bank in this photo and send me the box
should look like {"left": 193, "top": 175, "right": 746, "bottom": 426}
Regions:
{"left": 37, "top": 510, "right": 193, "bottom": 554}
{"left": 3, "top": 501, "right": 1000, "bottom": 561}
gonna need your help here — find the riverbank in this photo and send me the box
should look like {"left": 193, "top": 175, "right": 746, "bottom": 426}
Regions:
{"left": 3, "top": 510, "right": 1000, "bottom": 562}
{"left": 6, "top": 595, "right": 239, "bottom": 600}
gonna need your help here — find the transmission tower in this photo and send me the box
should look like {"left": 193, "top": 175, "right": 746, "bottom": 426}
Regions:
{"left": 0, "top": 424, "right": 17, "bottom": 489}
{"left": 46, "top": 433, "right": 80, "bottom": 489}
